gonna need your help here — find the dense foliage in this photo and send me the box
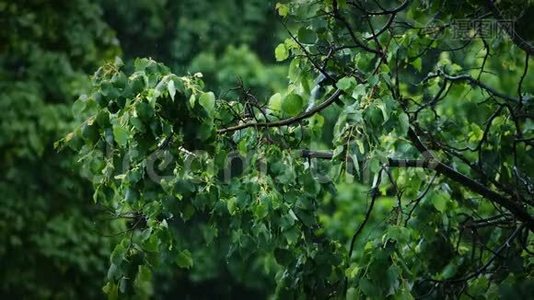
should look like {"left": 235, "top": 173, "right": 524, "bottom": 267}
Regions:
{"left": 97, "top": 0, "right": 287, "bottom": 99}
{"left": 0, "top": 0, "right": 120, "bottom": 297}
{"left": 2, "top": 0, "right": 534, "bottom": 299}
{"left": 1, "top": 0, "right": 284, "bottom": 298}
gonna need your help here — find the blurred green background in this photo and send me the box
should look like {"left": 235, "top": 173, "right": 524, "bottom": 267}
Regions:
{"left": 0, "top": 0, "right": 288, "bottom": 298}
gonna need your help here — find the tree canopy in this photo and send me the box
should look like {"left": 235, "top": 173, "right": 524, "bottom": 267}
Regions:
{"left": 2, "top": 0, "right": 534, "bottom": 299}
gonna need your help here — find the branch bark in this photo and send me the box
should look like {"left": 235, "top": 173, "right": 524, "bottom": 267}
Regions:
{"left": 300, "top": 138, "right": 534, "bottom": 232}
{"left": 217, "top": 89, "right": 343, "bottom": 134}
{"left": 407, "top": 128, "right": 534, "bottom": 232}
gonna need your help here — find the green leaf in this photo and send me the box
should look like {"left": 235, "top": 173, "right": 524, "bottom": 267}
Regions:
{"left": 112, "top": 125, "right": 129, "bottom": 147}
{"left": 129, "top": 73, "right": 146, "bottom": 95}
{"left": 176, "top": 250, "right": 193, "bottom": 269}
{"left": 130, "top": 117, "right": 145, "bottom": 132}
{"left": 276, "top": 3, "right": 289, "bottom": 17}
{"left": 284, "top": 226, "right": 300, "bottom": 245}
{"left": 359, "top": 277, "right": 379, "bottom": 298}
{"left": 350, "top": 151, "right": 361, "bottom": 178}
{"left": 352, "top": 84, "right": 366, "bottom": 99}
{"left": 197, "top": 122, "right": 213, "bottom": 141}
{"left": 134, "top": 57, "right": 150, "bottom": 71}
{"left": 432, "top": 192, "right": 449, "bottom": 213}
{"left": 333, "top": 145, "right": 344, "bottom": 159}
{"left": 268, "top": 93, "right": 282, "bottom": 112}
{"left": 114, "top": 56, "right": 124, "bottom": 67}
{"left": 199, "top": 92, "right": 216, "bottom": 115}
{"left": 167, "top": 79, "right": 176, "bottom": 100}
{"left": 397, "top": 113, "right": 409, "bottom": 136}
{"left": 394, "top": 289, "right": 414, "bottom": 300}
{"left": 101, "top": 82, "right": 120, "bottom": 98}
{"left": 288, "top": 58, "right": 301, "bottom": 82}
{"left": 227, "top": 197, "right": 238, "bottom": 215}
{"left": 254, "top": 202, "right": 269, "bottom": 219}
{"left": 102, "top": 282, "right": 119, "bottom": 300}
{"left": 369, "top": 156, "right": 382, "bottom": 173}
{"left": 110, "top": 243, "right": 126, "bottom": 265}
{"left": 119, "top": 277, "right": 128, "bottom": 294}
{"left": 365, "top": 105, "right": 384, "bottom": 127}
{"left": 81, "top": 122, "right": 99, "bottom": 143}
{"left": 124, "top": 188, "right": 139, "bottom": 202}
{"left": 356, "top": 139, "right": 366, "bottom": 154}
{"left": 143, "top": 234, "right": 160, "bottom": 252}
{"left": 72, "top": 97, "right": 87, "bottom": 116}
{"left": 467, "top": 277, "right": 490, "bottom": 296}
{"left": 440, "top": 262, "right": 457, "bottom": 279}
{"left": 336, "top": 77, "right": 356, "bottom": 92}
{"left": 282, "top": 93, "right": 304, "bottom": 116}
{"left": 298, "top": 27, "right": 317, "bottom": 44}
{"left": 189, "top": 94, "right": 196, "bottom": 107}
{"left": 134, "top": 265, "right": 153, "bottom": 295}
{"left": 386, "top": 226, "right": 410, "bottom": 243}
{"left": 294, "top": 208, "right": 316, "bottom": 227}
{"left": 385, "top": 265, "right": 400, "bottom": 295}
{"left": 345, "top": 264, "right": 360, "bottom": 279}
{"left": 275, "top": 43, "right": 289, "bottom": 61}
{"left": 412, "top": 57, "right": 422, "bottom": 72}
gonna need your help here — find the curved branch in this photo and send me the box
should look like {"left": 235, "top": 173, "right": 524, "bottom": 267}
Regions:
{"left": 332, "top": 0, "right": 382, "bottom": 56}
{"left": 344, "top": 167, "right": 383, "bottom": 296}
{"left": 217, "top": 89, "right": 343, "bottom": 134}
{"left": 350, "top": 0, "right": 409, "bottom": 16}
{"left": 407, "top": 128, "right": 534, "bottom": 232}
{"left": 433, "top": 224, "right": 524, "bottom": 284}
{"left": 300, "top": 139, "right": 534, "bottom": 232}
{"left": 423, "top": 72, "right": 519, "bottom": 103}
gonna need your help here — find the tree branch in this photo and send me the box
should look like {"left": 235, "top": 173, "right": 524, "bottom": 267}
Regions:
{"left": 423, "top": 72, "right": 519, "bottom": 103}
{"left": 300, "top": 141, "right": 534, "bottom": 232}
{"left": 344, "top": 167, "right": 383, "bottom": 296}
{"left": 217, "top": 89, "right": 343, "bottom": 134}
{"left": 332, "top": 0, "right": 382, "bottom": 56}
{"left": 406, "top": 128, "right": 534, "bottom": 232}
